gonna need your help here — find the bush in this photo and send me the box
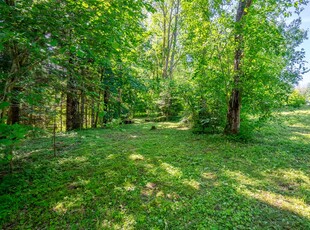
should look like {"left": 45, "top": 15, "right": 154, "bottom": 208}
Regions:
{"left": 0, "top": 124, "right": 28, "bottom": 172}
{"left": 287, "top": 90, "right": 306, "bottom": 108}
{"left": 105, "top": 118, "right": 122, "bottom": 129}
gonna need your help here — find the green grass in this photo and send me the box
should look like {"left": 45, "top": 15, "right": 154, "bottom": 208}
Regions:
{"left": 1, "top": 107, "right": 310, "bottom": 229}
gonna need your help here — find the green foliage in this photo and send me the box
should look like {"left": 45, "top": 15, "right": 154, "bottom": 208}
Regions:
{"left": 0, "top": 123, "right": 27, "bottom": 166}
{"left": 287, "top": 89, "right": 306, "bottom": 108}
{"left": 105, "top": 118, "right": 123, "bottom": 130}
{"left": 157, "top": 80, "right": 183, "bottom": 120}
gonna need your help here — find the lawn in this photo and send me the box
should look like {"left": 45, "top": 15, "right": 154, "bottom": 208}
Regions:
{"left": 0, "top": 107, "right": 309, "bottom": 229}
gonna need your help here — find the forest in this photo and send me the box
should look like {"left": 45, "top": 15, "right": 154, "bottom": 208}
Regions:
{"left": 1, "top": 0, "right": 310, "bottom": 229}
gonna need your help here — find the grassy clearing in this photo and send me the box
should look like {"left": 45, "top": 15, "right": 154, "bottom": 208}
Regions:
{"left": 1, "top": 107, "right": 310, "bottom": 229}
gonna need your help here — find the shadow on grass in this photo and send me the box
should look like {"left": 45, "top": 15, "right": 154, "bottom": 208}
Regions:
{"left": 0, "top": 109, "right": 309, "bottom": 229}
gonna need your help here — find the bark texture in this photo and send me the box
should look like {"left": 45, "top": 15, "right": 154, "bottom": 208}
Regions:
{"left": 225, "top": 0, "right": 252, "bottom": 134}
{"left": 66, "top": 77, "right": 80, "bottom": 131}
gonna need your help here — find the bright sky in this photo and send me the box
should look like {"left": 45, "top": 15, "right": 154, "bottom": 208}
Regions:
{"left": 298, "top": 3, "right": 310, "bottom": 87}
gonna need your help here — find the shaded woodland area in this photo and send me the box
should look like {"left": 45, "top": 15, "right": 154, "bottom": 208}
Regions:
{"left": 1, "top": 0, "right": 310, "bottom": 229}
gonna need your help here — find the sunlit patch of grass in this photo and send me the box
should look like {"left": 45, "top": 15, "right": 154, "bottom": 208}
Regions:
{"left": 160, "top": 162, "right": 182, "bottom": 178}
{"left": 242, "top": 189, "right": 310, "bottom": 219}
{"left": 53, "top": 194, "right": 84, "bottom": 214}
{"left": 129, "top": 154, "right": 144, "bottom": 161}
{"left": 225, "top": 170, "right": 261, "bottom": 186}
{"left": 268, "top": 169, "right": 310, "bottom": 185}
{"left": 58, "top": 156, "right": 88, "bottom": 165}
{"left": 201, "top": 172, "right": 217, "bottom": 180}
{"left": 100, "top": 213, "right": 136, "bottom": 230}
{"left": 124, "top": 182, "right": 136, "bottom": 192}
{"left": 182, "top": 179, "right": 200, "bottom": 190}
{"left": 106, "top": 154, "right": 115, "bottom": 160}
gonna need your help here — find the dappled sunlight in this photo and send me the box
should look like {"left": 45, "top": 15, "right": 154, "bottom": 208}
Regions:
{"left": 289, "top": 124, "right": 309, "bottom": 129}
{"left": 100, "top": 213, "right": 136, "bottom": 230}
{"left": 143, "top": 163, "right": 154, "bottom": 169}
{"left": 177, "top": 127, "right": 190, "bottom": 131}
{"left": 182, "top": 179, "right": 200, "bottom": 190}
{"left": 226, "top": 169, "right": 310, "bottom": 219}
{"left": 160, "top": 162, "right": 182, "bottom": 178}
{"left": 3, "top": 107, "right": 310, "bottom": 228}
{"left": 106, "top": 154, "right": 116, "bottom": 160}
{"left": 157, "top": 122, "right": 190, "bottom": 130}
{"left": 156, "top": 191, "right": 165, "bottom": 197}
{"left": 201, "top": 172, "right": 220, "bottom": 187}
{"left": 53, "top": 194, "right": 84, "bottom": 214}
{"left": 57, "top": 132, "right": 78, "bottom": 138}
{"left": 225, "top": 170, "right": 261, "bottom": 186}
{"left": 129, "top": 154, "right": 145, "bottom": 161}
{"left": 15, "top": 149, "right": 45, "bottom": 159}
{"left": 280, "top": 109, "right": 310, "bottom": 116}
{"left": 263, "top": 169, "right": 310, "bottom": 188}
{"left": 141, "top": 182, "right": 158, "bottom": 197}
{"left": 158, "top": 122, "right": 180, "bottom": 129}
{"left": 201, "top": 172, "right": 217, "bottom": 180}
{"left": 124, "top": 182, "right": 136, "bottom": 192}
{"left": 288, "top": 135, "right": 307, "bottom": 142}
{"left": 142, "top": 163, "right": 157, "bottom": 175}
{"left": 68, "top": 178, "right": 90, "bottom": 190}
{"left": 58, "top": 156, "right": 88, "bottom": 165}
{"left": 241, "top": 189, "right": 310, "bottom": 219}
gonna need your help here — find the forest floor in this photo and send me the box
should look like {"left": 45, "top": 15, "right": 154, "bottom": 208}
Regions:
{"left": 0, "top": 107, "right": 310, "bottom": 229}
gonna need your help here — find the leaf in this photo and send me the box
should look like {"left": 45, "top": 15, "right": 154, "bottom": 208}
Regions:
{"left": 7, "top": 154, "right": 13, "bottom": 161}
{"left": 112, "top": 42, "right": 120, "bottom": 50}
{"left": 50, "top": 40, "right": 58, "bottom": 47}
{"left": 0, "top": 101, "right": 10, "bottom": 110}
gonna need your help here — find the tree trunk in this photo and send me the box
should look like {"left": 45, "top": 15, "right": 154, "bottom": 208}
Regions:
{"left": 91, "top": 97, "right": 95, "bottom": 128}
{"left": 66, "top": 76, "right": 80, "bottom": 131}
{"left": 94, "top": 97, "right": 100, "bottom": 128}
{"left": 225, "top": 0, "right": 252, "bottom": 135}
{"left": 169, "top": 0, "right": 180, "bottom": 78}
{"left": 103, "top": 88, "right": 110, "bottom": 124}
{"left": 85, "top": 98, "right": 88, "bottom": 129}
{"left": 117, "top": 88, "right": 122, "bottom": 118}
{"left": 161, "top": 3, "right": 168, "bottom": 79}
{"left": 80, "top": 92, "right": 85, "bottom": 129}
{"left": 8, "top": 87, "right": 20, "bottom": 124}
{"left": 60, "top": 94, "right": 63, "bottom": 132}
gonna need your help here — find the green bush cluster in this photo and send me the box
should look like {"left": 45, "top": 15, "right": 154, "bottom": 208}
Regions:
{"left": 287, "top": 90, "right": 306, "bottom": 108}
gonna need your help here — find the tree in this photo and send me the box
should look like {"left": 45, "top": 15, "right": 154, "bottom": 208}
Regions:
{"left": 224, "top": 0, "right": 253, "bottom": 134}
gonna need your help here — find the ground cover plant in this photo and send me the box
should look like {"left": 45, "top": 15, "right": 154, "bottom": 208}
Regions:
{"left": 0, "top": 107, "right": 309, "bottom": 229}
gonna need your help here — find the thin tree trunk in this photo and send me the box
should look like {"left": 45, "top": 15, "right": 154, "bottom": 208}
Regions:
{"left": 53, "top": 94, "right": 57, "bottom": 157}
{"left": 85, "top": 98, "right": 88, "bottom": 129}
{"left": 80, "top": 92, "right": 85, "bottom": 129}
{"left": 161, "top": 4, "right": 168, "bottom": 78}
{"left": 60, "top": 94, "right": 63, "bottom": 132}
{"left": 103, "top": 88, "right": 109, "bottom": 124}
{"left": 164, "top": 5, "right": 174, "bottom": 79}
{"left": 94, "top": 94, "right": 100, "bottom": 128}
{"left": 225, "top": 0, "right": 252, "bottom": 135}
{"left": 117, "top": 88, "right": 122, "bottom": 118}
{"left": 91, "top": 97, "right": 95, "bottom": 128}
{"left": 8, "top": 87, "right": 21, "bottom": 124}
{"left": 169, "top": 0, "right": 180, "bottom": 78}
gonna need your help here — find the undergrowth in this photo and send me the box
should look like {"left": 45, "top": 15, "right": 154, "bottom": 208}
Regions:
{"left": 0, "top": 107, "right": 309, "bottom": 229}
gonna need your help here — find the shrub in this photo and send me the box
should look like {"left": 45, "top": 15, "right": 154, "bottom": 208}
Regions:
{"left": 287, "top": 90, "right": 306, "bottom": 108}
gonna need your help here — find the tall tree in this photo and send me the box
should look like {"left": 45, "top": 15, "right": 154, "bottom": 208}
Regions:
{"left": 224, "top": 0, "right": 253, "bottom": 134}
